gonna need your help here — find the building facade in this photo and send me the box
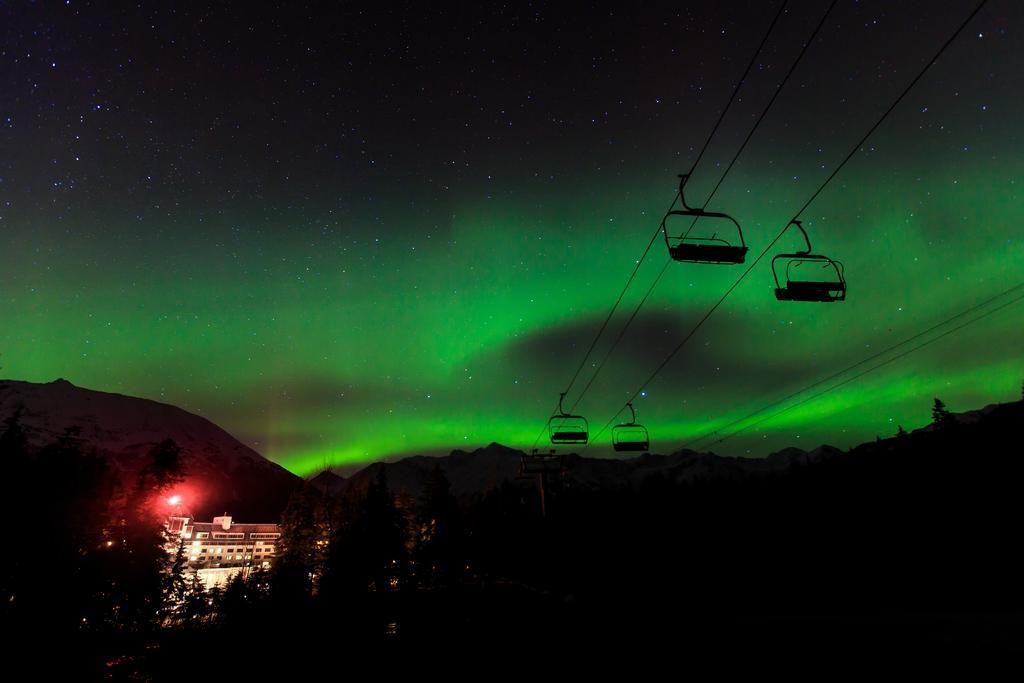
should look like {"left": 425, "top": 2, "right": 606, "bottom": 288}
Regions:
{"left": 167, "top": 514, "right": 281, "bottom": 588}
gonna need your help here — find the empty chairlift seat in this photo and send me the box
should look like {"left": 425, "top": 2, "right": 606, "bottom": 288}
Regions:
{"left": 611, "top": 402, "right": 650, "bottom": 452}
{"left": 548, "top": 415, "right": 589, "bottom": 444}
{"left": 548, "top": 392, "right": 589, "bottom": 445}
{"left": 771, "top": 220, "right": 846, "bottom": 303}
{"left": 663, "top": 173, "right": 748, "bottom": 265}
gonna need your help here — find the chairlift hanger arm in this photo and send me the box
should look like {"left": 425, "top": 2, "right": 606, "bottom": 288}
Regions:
{"left": 785, "top": 219, "right": 813, "bottom": 254}
{"left": 665, "top": 209, "right": 740, "bottom": 226}
{"left": 670, "top": 173, "right": 741, "bottom": 223}
{"left": 772, "top": 220, "right": 817, "bottom": 288}
{"left": 677, "top": 173, "right": 698, "bottom": 212}
{"left": 663, "top": 174, "right": 745, "bottom": 250}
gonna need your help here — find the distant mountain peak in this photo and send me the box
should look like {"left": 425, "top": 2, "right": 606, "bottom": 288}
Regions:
{"left": 766, "top": 444, "right": 841, "bottom": 464}
{"left": 308, "top": 469, "right": 347, "bottom": 494}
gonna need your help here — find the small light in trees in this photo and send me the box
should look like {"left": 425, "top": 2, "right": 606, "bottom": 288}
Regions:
{"left": 167, "top": 495, "right": 182, "bottom": 506}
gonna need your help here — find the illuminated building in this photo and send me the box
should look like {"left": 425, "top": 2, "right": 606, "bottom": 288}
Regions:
{"left": 166, "top": 514, "right": 281, "bottom": 588}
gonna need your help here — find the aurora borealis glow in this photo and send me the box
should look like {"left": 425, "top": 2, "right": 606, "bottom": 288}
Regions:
{"left": 2, "top": 1, "right": 1022, "bottom": 474}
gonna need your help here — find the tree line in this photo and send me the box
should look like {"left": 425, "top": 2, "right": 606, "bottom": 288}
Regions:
{"left": 4, "top": 393, "right": 1024, "bottom": 672}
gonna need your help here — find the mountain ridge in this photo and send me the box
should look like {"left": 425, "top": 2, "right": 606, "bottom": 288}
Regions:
{"left": 315, "top": 438, "right": 848, "bottom": 500}
{"left": 313, "top": 400, "right": 1016, "bottom": 501}
{"left": 0, "top": 378, "right": 300, "bottom": 519}
{"left": 5, "top": 377, "right": 1013, "bottom": 516}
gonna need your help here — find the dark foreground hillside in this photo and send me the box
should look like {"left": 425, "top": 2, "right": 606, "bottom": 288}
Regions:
{"left": 10, "top": 399, "right": 1024, "bottom": 673}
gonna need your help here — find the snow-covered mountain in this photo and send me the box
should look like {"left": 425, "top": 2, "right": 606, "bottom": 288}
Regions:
{"left": 563, "top": 444, "right": 844, "bottom": 490}
{"left": 0, "top": 378, "right": 299, "bottom": 519}
{"left": 327, "top": 441, "right": 845, "bottom": 501}
{"left": 334, "top": 442, "right": 525, "bottom": 499}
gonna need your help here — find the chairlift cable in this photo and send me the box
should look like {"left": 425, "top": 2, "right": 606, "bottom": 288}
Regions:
{"left": 709, "top": 290, "right": 1024, "bottom": 445}
{"left": 589, "top": 0, "right": 991, "bottom": 446}
{"left": 558, "top": 0, "right": 800, "bottom": 420}
{"left": 531, "top": 0, "right": 791, "bottom": 448}
{"left": 681, "top": 0, "right": 836, "bottom": 242}
{"left": 682, "top": 280, "right": 1024, "bottom": 450}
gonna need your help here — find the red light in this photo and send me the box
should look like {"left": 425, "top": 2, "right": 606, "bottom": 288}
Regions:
{"left": 167, "top": 495, "right": 182, "bottom": 506}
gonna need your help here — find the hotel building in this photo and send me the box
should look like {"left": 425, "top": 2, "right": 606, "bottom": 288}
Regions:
{"left": 167, "top": 514, "right": 281, "bottom": 588}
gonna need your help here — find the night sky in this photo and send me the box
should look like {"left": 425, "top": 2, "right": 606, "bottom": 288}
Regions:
{"left": 2, "top": 1, "right": 1021, "bottom": 475}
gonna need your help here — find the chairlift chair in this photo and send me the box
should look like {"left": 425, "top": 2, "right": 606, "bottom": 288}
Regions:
{"left": 519, "top": 449, "right": 564, "bottom": 477}
{"left": 663, "top": 174, "right": 748, "bottom": 265}
{"left": 771, "top": 220, "right": 846, "bottom": 302}
{"left": 548, "top": 392, "right": 589, "bottom": 445}
{"left": 611, "top": 402, "right": 650, "bottom": 452}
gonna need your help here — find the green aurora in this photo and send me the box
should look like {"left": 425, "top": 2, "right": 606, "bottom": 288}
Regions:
{"left": 5, "top": 160, "right": 1022, "bottom": 474}
{"left": 2, "top": 2, "right": 1022, "bottom": 475}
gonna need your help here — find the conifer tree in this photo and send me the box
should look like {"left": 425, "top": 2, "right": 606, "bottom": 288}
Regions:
{"left": 363, "top": 468, "right": 405, "bottom": 590}
{"left": 415, "top": 464, "right": 463, "bottom": 586}
{"left": 108, "top": 438, "right": 184, "bottom": 630}
{"left": 273, "top": 482, "right": 329, "bottom": 600}
{"left": 932, "top": 398, "right": 955, "bottom": 430}
{"left": 181, "top": 575, "right": 210, "bottom": 625}
{"left": 30, "top": 427, "right": 112, "bottom": 631}
{"left": 324, "top": 467, "right": 405, "bottom": 597}
{"left": 160, "top": 536, "right": 189, "bottom": 625}
{"left": 217, "top": 572, "right": 249, "bottom": 626}
{"left": 0, "top": 411, "right": 30, "bottom": 620}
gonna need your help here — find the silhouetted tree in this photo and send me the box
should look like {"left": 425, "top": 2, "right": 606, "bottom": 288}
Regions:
{"left": 133, "top": 438, "right": 185, "bottom": 500}
{"left": 932, "top": 398, "right": 955, "bottom": 430}
{"left": 217, "top": 573, "right": 250, "bottom": 627}
{"left": 364, "top": 468, "right": 406, "bottom": 590}
{"left": 25, "top": 427, "right": 113, "bottom": 633}
{"left": 0, "top": 411, "right": 32, "bottom": 623}
{"left": 414, "top": 464, "right": 464, "bottom": 587}
{"left": 272, "top": 482, "right": 329, "bottom": 602}
{"left": 897, "top": 425, "right": 907, "bottom": 437}
{"left": 323, "top": 467, "right": 405, "bottom": 599}
{"left": 160, "top": 536, "right": 189, "bottom": 625}
{"left": 206, "top": 585, "right": 223, "bottom": 623}
{"left": 105, "top": 438, "right": 184, "bottom": 630}
{"left": 180, "top": 575, "right": 211, "bottom": 625}
{"left": 0, "top": 408, "right": 27, "bottom": 455}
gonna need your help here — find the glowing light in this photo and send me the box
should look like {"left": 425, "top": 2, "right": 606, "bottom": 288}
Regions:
{"left": 167, "top": 495, "right": 182, "bottom": 506}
